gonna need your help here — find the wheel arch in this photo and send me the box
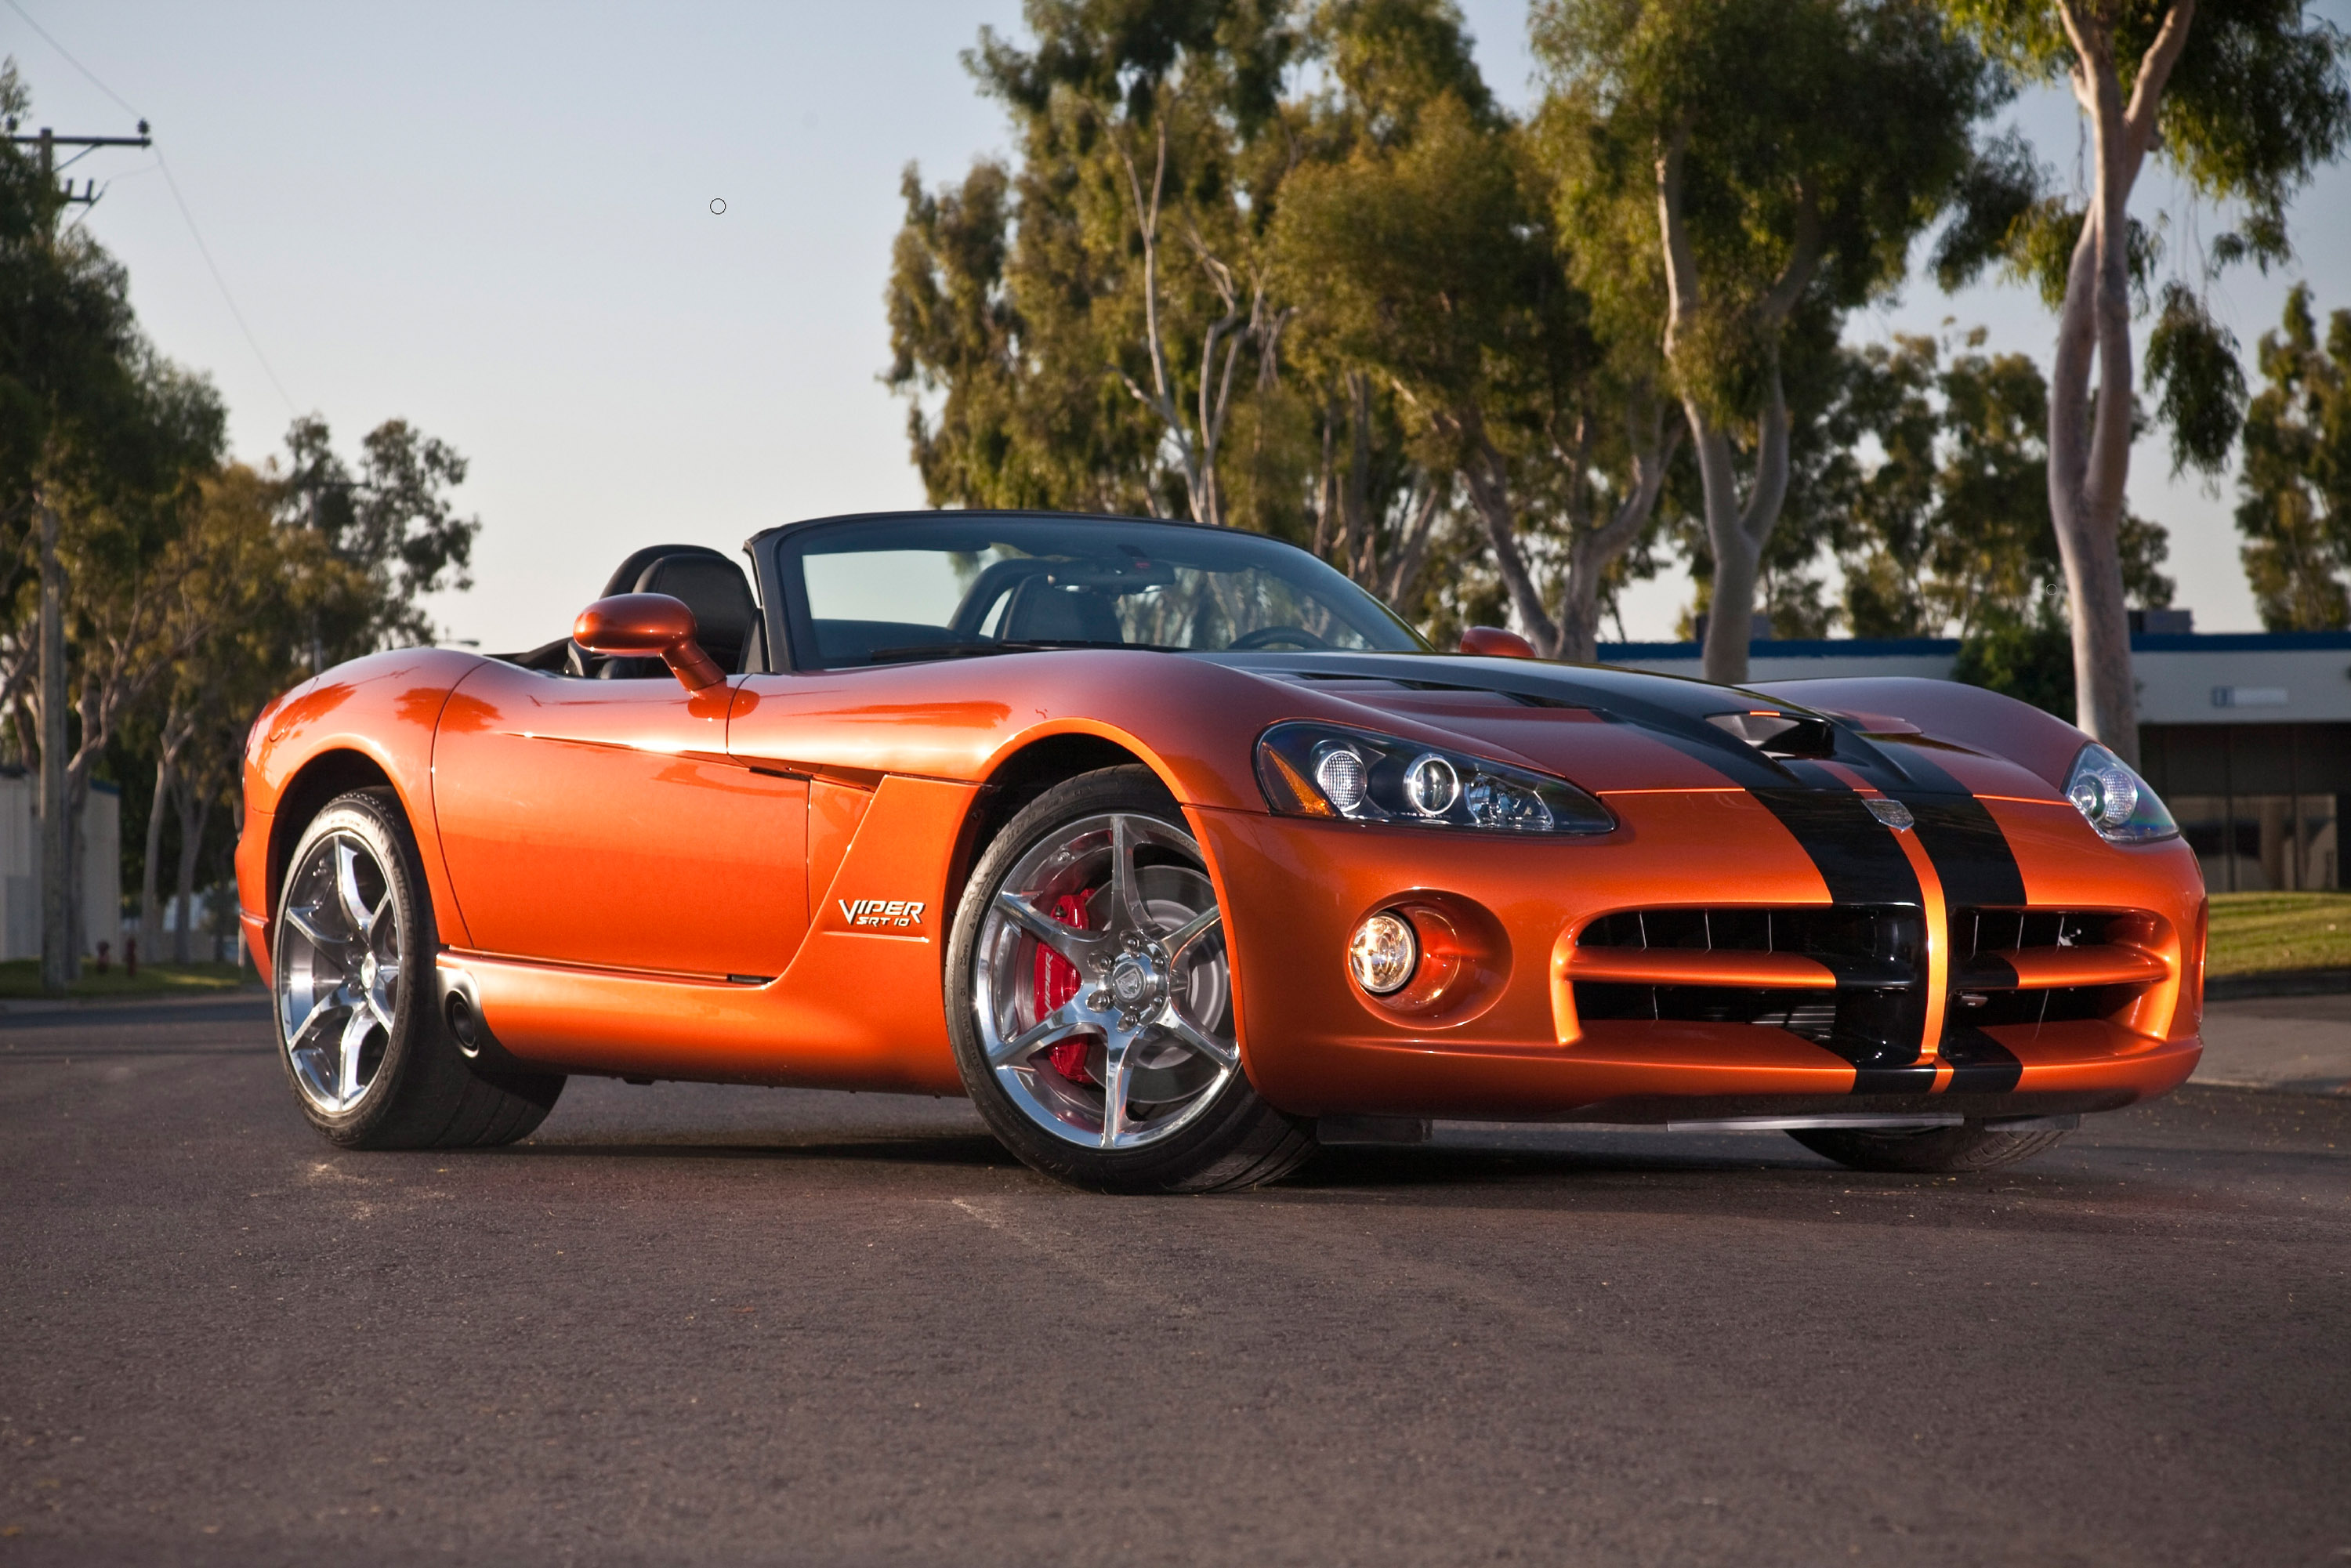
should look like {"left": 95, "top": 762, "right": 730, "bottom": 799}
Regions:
{"left": 262, "top": 749, "right": 435, "bottom": 940}
{"left": 948, "top": 732, "right": 1157, "bottom": 920}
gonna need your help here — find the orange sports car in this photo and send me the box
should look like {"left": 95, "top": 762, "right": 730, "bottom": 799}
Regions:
{"left": 237, "top": 511, "right": 2204, "bottom": 1190}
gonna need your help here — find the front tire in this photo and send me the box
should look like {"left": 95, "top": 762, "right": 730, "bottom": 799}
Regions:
{"left": 273, "top": 788, "right": 563, "bottom": 1149}
{"left": 946, "top": 766, "right": 1315, "bottom": 1193}
{"left": 1788, "top": 1122, "right": 2068, "bottom": 1174}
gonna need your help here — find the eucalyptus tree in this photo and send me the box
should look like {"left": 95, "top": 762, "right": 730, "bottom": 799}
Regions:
{"left": 1535, "top": 0, "right": 2002, "bottom": 683}
{"left": 961, "top": 0, "right": 1302, "bottom": 528}
{"left": 272, "top": 415, "right": 480, "bottom": 670}
{"left": 1939, "top": 0, "right": 2350, "bottom": 762}
{"left": 2235, "top": 284, "right": 2351, "bottom": 629}
{"left": 1276, "top": 0, "right": 1679, "bottom": 661}
{"left": 1815, "top": 328, "right": 2173, "bottom": 636}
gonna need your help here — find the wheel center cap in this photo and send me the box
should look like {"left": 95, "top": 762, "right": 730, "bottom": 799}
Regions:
{"left": 359, "top": 953, "right": 379, "bottom": 988}
{"left": 1110, "top": 956, "right": 1155, "bottom": 1006}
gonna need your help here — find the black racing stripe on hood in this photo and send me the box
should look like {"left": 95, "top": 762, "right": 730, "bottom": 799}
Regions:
{"left": 1940, "top": 1026, "right": 2025, "bottom": 1094}
{"left": 1879, "top": 750, "right": 2030, "bottom": 910}
{"left": 1749, "top": 789, "right": 1922, "bottom": 907}
{"left": 1226, "top": 651, "right": 1987, "bottom": 798}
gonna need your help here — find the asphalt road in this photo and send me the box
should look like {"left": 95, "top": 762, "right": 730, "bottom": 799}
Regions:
{"left": 3, "top": 997, "right": 2347, "bottom": 1567}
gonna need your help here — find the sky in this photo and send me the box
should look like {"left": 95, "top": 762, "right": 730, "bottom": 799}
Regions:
{"left": 7, "top": 0, "right": 2350, "bottom": 652}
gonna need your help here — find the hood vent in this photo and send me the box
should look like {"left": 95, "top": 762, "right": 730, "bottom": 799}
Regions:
{"left": 1706, "top": 710, "right": 1838, "bottom": 759}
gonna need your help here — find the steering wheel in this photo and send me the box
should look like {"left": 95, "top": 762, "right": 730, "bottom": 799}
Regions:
{"left": 1227, "top": 625, "right": 1329, "bottom": 651}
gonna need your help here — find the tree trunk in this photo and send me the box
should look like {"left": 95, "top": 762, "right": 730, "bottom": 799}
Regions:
{"left": 2045, "top": 0, "right": 2197, "bottom": 766}
{"left": 1310, "top": 401, "right": 1339, "bottom": 560}
{"left": 140, "top": 754, "right": 172, "bottom": 951}
{"left": 1556, "top": 408, "right": 1680, "bottom": 664}
{"left": 1654, "top": 120, "right": 1815, "bottom": 688}
{"left": 1686, "top": 391, "right": 1792, "bottom": 687}
{"left": 172, "top": 781, "right": 211, "bottom": 967}
{"left": 141, "top": 708, "right": 194, "bottom": 951}
{"left": 1342, "top": 372, "right": 1375, "bottom": 584}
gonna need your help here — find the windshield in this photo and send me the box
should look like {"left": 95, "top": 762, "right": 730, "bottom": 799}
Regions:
{"left": 777, "top": 514, "right": 1428, "bottom": 669}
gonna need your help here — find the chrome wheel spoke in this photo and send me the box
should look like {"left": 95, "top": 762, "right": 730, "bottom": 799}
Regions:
{"left": 334, "top": 842, "right": 372, "bottom": 932}
{"left": 991, "top": 1001, "right": 1089, "bottom": 1066}
{"left": 285, "top": 987, "right": 345, "bottom": 1057}
{"left": 993, "top": 890, "right": 1098, "bottom": 969}
{"left": 283, "top": 904, "right": 338, "bottom": 958}
{"left": 1097, "top": 1034, "right": 1136, "bottom": 1147}
{"left": 1162, "top": 904, "right": 1221, "bottom": 968}
{"left": 1107, "top": 815, "right": 1152, "bottom": 935}
{"left": 366, "top": 886, "right": 395, "bottom": 942}
{"left": 1155, "top": 1008, "right": 1237, "bottom": 1073}
{"left": 336, "top": 1005, "right": 375, "bottom": 1106}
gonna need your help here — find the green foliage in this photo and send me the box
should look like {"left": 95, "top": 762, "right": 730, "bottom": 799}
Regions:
{"left": 1953, "top": 605, "right": 2075, "bottom": 719}
{"left": 888, "top": 1, "right": 1307, "bottom": 527}
{"left": 1537, "top": 0, "right": 2001, "bottom": 421}
{"left": 2236, "top": 282, "right": 2351, "bottom": 630}
{"left": 276, "top": 415, "right": 480, "bottom": 665}
{"left": 2145, "top": 281, "right": 2248, "bottom": 476}
{"left": 1784, "top": 328, "right": 2172, "bottom": 639}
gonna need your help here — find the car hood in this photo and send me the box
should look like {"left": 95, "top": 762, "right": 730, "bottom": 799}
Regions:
{"left": 1204, "top": 652, "right": 2071, "bottom": 803}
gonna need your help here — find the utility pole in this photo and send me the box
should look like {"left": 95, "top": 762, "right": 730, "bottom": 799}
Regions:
{"left": 12, "top": 121, "right": 150, "bottom": 994}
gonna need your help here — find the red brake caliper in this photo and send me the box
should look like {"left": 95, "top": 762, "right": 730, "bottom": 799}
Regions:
{"left": 1032, "top": 893, "right": 1094, "bottom": 1084}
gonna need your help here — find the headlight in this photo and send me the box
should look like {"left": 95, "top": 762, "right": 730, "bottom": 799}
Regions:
{"left": 2063, "top": 742, "right": 2178, "bottom": 843}
{"left": 1255, "top": 721, "right": 1615, "bottom": 834}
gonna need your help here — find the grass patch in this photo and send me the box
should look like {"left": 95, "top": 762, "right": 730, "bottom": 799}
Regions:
{"left": 2206, "top": 892, "right": 2351, "bottom": 976}
{"left": 0, "top": 958, "right": 259, "bottom": 1000}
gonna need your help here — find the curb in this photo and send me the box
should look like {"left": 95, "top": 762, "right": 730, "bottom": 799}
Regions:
{"left": 0, "top": 988, "right": 266, "bottom": 1017}
{"left": 2205, "top": 968, "right": 2351, "bottom": 1000}
{"left": 2190, "top": 1073, "right": 2351, "bottom": 1096}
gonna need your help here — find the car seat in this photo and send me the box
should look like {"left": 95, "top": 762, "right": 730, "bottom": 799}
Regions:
{"left": 577, "top": 545, "right": 762, "bottom": 678}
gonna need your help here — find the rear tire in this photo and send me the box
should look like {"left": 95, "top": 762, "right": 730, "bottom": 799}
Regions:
{"left": 1788, "top": 1122, "right": 2067, "bottom": 1174}
{"left": 272, "top": 788, "right": 563, "bottom": 1149}
{"left": 946, "top": 766, "right": 1316, "bottom": 1193}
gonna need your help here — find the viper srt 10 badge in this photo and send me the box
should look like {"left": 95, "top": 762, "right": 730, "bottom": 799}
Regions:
{"left": 840, "top": 898, "right": 926, "bottom": 930}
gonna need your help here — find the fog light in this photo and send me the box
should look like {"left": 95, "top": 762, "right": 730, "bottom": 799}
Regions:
{"left": 1349, "top": 911, "right": 1418, "bottom": 995}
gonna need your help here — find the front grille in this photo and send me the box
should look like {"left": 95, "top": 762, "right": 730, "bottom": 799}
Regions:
{"left": 1573, "top": 906, "right": 1925, "bottom": 1063}
{"left": 1570, "top": 904, "right": 2168, "bottom": 1060}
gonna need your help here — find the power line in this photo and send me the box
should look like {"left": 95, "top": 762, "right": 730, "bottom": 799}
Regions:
{"left": 4, "top": 0, "right": 302, "bottom": 417}
{"left": 154, "top": 149, "right": 299, "bottom": 417}
{"left": 2, "top": 0, "right": 140, "bottom": 118}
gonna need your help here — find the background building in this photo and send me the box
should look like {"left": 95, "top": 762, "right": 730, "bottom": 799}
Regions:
{"left": 0, "top": 773, "right": 124, "bottom": 961}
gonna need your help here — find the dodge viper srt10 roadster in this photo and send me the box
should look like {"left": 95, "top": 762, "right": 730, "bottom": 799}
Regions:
{"left": 237, "top": 511, "right": 2204, "bottom": 1191}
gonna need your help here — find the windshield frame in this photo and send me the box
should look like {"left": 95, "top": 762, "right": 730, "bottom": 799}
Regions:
{"left": 749, "top": 511, "right": 1431, "bottom": 672}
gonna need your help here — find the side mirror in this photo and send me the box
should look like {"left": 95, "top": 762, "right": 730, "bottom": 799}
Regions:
{"left": 1459, "top": 625, "right": 1538, "bottom": 660}
{"left": 573, "top": 593, "right": 727, "bottom": 691}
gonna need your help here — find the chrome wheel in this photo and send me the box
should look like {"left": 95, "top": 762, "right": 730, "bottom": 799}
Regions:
{"left": 275, "top": 831, "right": 402, "bottom": 1116}
{"left": 973, "top": 811, "right": 1237, "bottom": 1150}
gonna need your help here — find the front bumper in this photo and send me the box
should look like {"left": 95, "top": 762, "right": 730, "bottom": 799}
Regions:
{"left": 1195, "top": 789, "right": 2204, "bottom": 1123}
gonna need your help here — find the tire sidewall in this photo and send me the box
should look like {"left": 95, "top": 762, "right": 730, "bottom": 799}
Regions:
{"left": 272, "top": 788, "right": 438, "bottom": 1145}
{"left": 945, "top": 766, "right": 1286, "bottom": 1191}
